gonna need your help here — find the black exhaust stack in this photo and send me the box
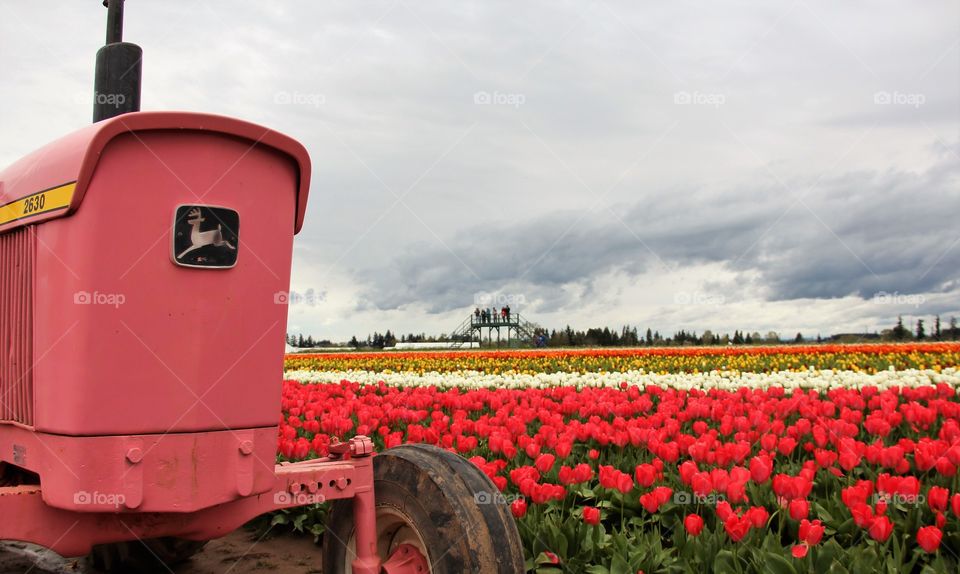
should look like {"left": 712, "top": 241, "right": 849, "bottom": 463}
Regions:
{"left": 93, "top": 0, "right": 142, "bottom": 122}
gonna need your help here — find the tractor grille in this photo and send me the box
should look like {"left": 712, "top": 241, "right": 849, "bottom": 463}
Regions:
{"left": 0, "top": 227, "right": 35, "bottom": 426}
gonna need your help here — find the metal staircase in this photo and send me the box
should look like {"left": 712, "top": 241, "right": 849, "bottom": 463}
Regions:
{"left": 448, "top": 313, "right": 543, "bottom": 348}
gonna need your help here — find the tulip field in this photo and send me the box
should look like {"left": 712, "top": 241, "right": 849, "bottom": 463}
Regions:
{"left": 279, "top": 343, "right": 960, "bottom": 573}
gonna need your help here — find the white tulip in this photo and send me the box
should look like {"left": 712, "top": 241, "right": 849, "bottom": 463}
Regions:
{"left": 283, "top": 367, "right": 959, "bottom": 391}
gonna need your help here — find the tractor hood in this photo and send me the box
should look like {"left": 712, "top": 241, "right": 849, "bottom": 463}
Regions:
{"left": 0, "top": 111, "right": 312, "bottom": 235}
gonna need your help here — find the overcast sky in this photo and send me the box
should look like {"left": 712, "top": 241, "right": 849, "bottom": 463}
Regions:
{"left": 2, "top": 1, "right": 958, "bottom": 341}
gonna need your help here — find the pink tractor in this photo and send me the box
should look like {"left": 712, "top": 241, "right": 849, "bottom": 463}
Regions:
{"left": 0, "top": 2, "right": 524, "bottom": 573}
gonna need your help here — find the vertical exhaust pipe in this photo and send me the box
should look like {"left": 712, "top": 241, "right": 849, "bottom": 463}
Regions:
{"left": 93, "top": 0, "right": 142, "bottom": 122}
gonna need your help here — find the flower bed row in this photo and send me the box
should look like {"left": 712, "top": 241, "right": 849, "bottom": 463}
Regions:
{"left": 285, "top": 367, "right": 960, "bottom": 391}
{"left": 278, "top": 375, "right": 960, "bottom": 573}
{"left": 284, "top": 342, "right": 960, "bottom": 375}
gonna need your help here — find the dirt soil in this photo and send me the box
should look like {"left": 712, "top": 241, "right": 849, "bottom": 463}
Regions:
{"left": 0, "top": 530, "right": 323, "bottom": 574}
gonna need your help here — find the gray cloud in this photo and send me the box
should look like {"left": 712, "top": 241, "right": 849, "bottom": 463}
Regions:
{"left": 358, "top": 149, "right": 960, "bottom": 313}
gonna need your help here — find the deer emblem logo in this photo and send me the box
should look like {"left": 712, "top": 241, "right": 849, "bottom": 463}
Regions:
{"left": 173, "top": 205, "right": 240, "bottom": 268}
{"left": 177, "top": 208, "right": 236, "bottom": 258}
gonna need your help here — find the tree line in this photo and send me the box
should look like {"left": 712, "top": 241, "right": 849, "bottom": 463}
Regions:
{"left": 288, "top": 315, "right": 959, "bottom": 349}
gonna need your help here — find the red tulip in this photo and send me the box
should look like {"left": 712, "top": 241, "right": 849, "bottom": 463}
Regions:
{"left": 510, "top": 498, "right": 527, "bottom": 519}
{"left": 868, "top": 515, "right": 893, "bottom": 542}
{"left": 839, "top": 451, "right": 862, "bottom": 471}
{"left": 716, "top": 501, "right": 735, "bottom": 522}
{"left": 934, "top": 453, "right": 957, "bottom": 476}
{"left": 726, "top": 480, "right": 748, "bottom": 504}
{"left": 616, "top": 473, "right": 635, "bottom": 494}
{"left": 639, "top": 492, "right": 661, "bottom": 513}
{"left": 534, "top": 453, "right": 556, "bottom": 474}
{"left": 525, "top": 442, "right": 541, "bottom": 459}
{"left": 799, "top": 519, "right": 824, "bottom": 546}
{"left": 788, "top": 499, "right": 809, "bottom": 521}
{"left": 724, "top": 514, "right": 751, "bottom": 542}
{"left": 684, "top": 514, "right": 704, "bottom": 537}
{"left": 635, "top": 464, "right": 657, "bottom": 488}
{"left": 928, "top": 486, "right": 949, "bottom": 513}
{"left": 573, "top": 463, "right": 593, "bottom": 483}
{"left": 582, "top": 506, "right": 601, "bottom": 526}
{"left": 916, "top": 525, "right": 942, "bottom": 553}
{"left": 598, "top": 465, "right": 618, "bottom": 489}
{"left": 791, "top": 545, "right": 809, "bottom": 559}
{"left": 749, "top": 454, "right": 773, "bottom": 483}
{"left": 653, "top": 486, "right": 674, "bottom": 505}
{"left": 746, "top": 506, "right": 769, "bottom": 528}
{"left": 778, "top": 437, "right": 798, "bottom": 456}
{"left": 850, "top": 503, "right": 875, "bottom": 528}
{"left": 679, "top": 461, "right": 699, "bottom": 485}
{"left": 691, "top": 472, "right": 712, "bottom": 497}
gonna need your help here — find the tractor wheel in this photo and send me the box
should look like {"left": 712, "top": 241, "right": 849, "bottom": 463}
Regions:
{"left": 323, "top": 443, "right": 525, "bottom": 574}
{"left": 89, "top": 537, "right": 207, "bottom": 573}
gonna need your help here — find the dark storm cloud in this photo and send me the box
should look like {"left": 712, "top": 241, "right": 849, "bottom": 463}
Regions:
{"left": 358, "top": 149, "right": 960, "bottom": 313}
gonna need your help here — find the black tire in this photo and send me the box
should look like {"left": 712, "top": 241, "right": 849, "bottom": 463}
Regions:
{"left": 89, "top": 537, "right": 208, "bottom": 573}
{"left": 323, "top": 444, "right": 525, "bottom": 574}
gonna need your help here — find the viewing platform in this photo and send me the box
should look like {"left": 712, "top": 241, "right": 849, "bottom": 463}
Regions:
{"left": 449, "top": 312, "right": 544, "bottom": 348}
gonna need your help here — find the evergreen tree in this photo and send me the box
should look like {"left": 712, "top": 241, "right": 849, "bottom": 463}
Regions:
{"left": 892, "top": 316, "right": 909, "bottom": 340}
{"left": 916, "top": 319, "right": 925, "bottom": 340}
{"left": 934, "top": 315, "right": 941, "bottom": 340}
{"left": 794, "top": 332, "right": 803, "bottom": 344}
{"left": 951, "top": 317, "right": 958, "bottom": 341}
